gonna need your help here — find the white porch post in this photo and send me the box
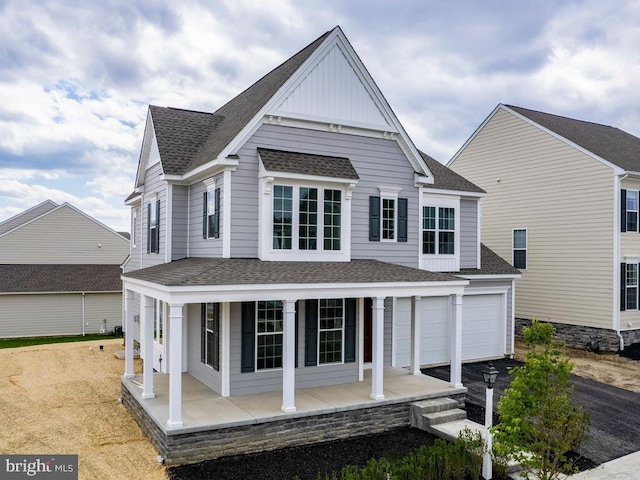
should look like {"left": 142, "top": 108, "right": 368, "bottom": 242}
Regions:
{"left": 450, "top": 294, "right": 463, "bottom": 387}
{"left": 124, "top": 289, "right": 135, "bottom": 378}
{"left": 167, "top": 303, "right": 184, "bottom": 428}
{"left": 370, "top": 297, "right": 385, "bottom": 400}
{"left": 141, "top": 295, "right": 155, "bottom": 399}
{"left": 410, "top": 296, "right": 422, "bottom": 375}
{"left": 220, "top": 302, "right": 231, "bottom": 397}
{"left": 281, "top": 299, "right": 296, "bottom": 413}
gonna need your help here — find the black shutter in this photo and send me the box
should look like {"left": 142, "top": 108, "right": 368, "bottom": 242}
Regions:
{"left": 155, "top": 199, "right": 160, "bottom": 253}
{"left": 621, "top": 189, "right": 627, "bottom": 233}
{"left": 213, "top": 187, "right": 221, "bottom": 239}
{"left": 201, "top": 303, "right": 206, "bottom": 363}
{"left": 344, "top": 298, "right": 357, "bottom": 363}
{"left": 369, "top": 196, "right": 380, "bottom": 241}
{"left": 295, "top": 301, "right": 299, "bottom": 368}
{"left": 213, "top": 303, "right": 220, "bottom": 371}
{"left": 398, "top": 197, "right": 408, "bottom": 242}
{"left": 241, "top": 302, "right": 255, "bottom": 372}
{"left": 146, "top": 203, "right": 151, "bottom": 253}
{"left": 621, "top": 263, "right": 627, "bottom": 311}
{"left": 305, "top": 299, "right": 318, "bottom": 366}
{"left": 203, "top": 191, "right": 208, "bottom": 239}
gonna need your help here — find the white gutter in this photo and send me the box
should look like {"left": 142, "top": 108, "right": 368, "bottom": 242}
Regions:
{"left": 615, "top": 173, "right": 628, "bottom": 350}
{"left": 81, "top": 292, "right": 86, "bottom": 336}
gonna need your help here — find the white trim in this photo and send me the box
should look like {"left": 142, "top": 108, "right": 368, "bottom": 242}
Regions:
{"left": 0, "top": 290, "right": 122, "bottom": 296}
{"left": 378, "top": 186, "right": 402, "bottom": 243}
{"left": 223, "top": 169, "right": 232, "bottom": 258}
{"left": 186, "top": 185, "right": 191, "bottom": 258}
{"left": 357, "top": 297, "right": 364, "bottom": 381}
{"left": 203, "top": 177, "right": 216, "bottom": 189}
{"left": 420, "top": 193, "right": 461, "bottom": 272}
{"left": 165, "top": 183, "right": 173, "bottom": 263}
{"left": 455, "top": 274, "right": 521, "bottom": 280}
{"left": 614, "top": 175, "right": 622, "bottom": 332}
{"left": 477, "top": 200, "right": 482, "bottom": 269}
{"left": 510, "top": 279, "right": 516, "bottom": 355}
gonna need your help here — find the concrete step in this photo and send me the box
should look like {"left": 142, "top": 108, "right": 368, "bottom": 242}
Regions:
{"left": 426, "top": 418, "right": 484, "bottom": 443}
{"left": 423, "top": 408, "right": 467, "bottom": 426}
{"left": 412, "top": 397, "right": 460, "bottom": 414}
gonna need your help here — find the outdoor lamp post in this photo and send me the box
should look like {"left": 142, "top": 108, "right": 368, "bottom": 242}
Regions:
{"left": 482, "top": 362, "right": 499, "bottom": 480}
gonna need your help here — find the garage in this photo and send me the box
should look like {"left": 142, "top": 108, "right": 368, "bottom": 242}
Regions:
{"left": 393, "top": 293, "right": 505, "bottom": 367}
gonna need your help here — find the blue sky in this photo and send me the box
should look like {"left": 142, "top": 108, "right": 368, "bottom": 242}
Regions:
{"left": 1, "top": 0, "right": 640, "bottom": 231}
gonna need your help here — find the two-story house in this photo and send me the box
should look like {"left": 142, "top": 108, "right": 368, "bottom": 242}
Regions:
{"left": 449, "top": 104, "right": 640, "bottom": 352}
{"left": 121, "top": 27, "right": 519, "bottom": 464}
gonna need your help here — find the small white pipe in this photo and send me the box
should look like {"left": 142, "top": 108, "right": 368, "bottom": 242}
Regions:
{"left": 81, "top": 292, "right": 86, "bottom": 336}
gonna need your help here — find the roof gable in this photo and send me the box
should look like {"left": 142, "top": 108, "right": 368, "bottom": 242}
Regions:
{"left": 0, "top": 200, "right": 58, "bottom": 236}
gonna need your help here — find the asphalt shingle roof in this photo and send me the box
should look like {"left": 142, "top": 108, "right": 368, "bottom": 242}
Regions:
{"left": 258, "top": 148, "right": 360, "bottom": 180}
{"left": 123, "top": 258, "right": 461, "bottom": 287}
{"left": 456, "top": 244, "right": 521, "bottom": 276}
{"left": 507, "top": 105, "right": 640, "bottom": 172}
{"left": 419, "top": 151, "right": 485, "bottom": 193}
{"left": 0, "top": 264, "right": 123, "bottom": 293}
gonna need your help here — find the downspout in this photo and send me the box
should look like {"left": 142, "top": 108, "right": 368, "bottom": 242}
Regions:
{"left": 81, "top": 292, "right": 86, "bottom": 336}
{"left": 615, "top": 173, "right": 627, "bottom": 351}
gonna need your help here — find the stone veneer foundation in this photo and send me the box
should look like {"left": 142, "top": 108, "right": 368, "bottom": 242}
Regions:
{"left": 121, "top": 381, "right": 465, "bottom": 465}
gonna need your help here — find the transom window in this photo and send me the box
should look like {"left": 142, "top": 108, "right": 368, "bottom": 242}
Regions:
{"left": 626, "top": 264, "right": 638, "bottom": 310}
{"left": 422, "top": 206, "right": 455, "bottom": 255}
{"left": 272, "top": 185, "right": 342, "bottom": 252}
{"left": 513, "top": 229, "right": 527, "bottom": 270}
{"left": 319, "top": 299, "right": 344, "bottom": 364}
{"left": 256, "top": 301, "right": 283, "bottom": 370}
{"left": 201, "top": 303, "right": 220, "bottom": 370}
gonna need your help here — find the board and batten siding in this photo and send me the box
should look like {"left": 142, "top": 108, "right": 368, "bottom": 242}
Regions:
{"left": 187, "top": 174, "right": 224, "bottom": 258}
{"left": 228, "top": 301, "right": 358, "bottom": 397}
{"left": 450, "top": 108, "right": 614, "bottom": 330}
{"left": 231, "top": 124, "right": 420, "bottom": 267}
{"left": 140, "top": 162, "right": 167, "bottom": 268}
{"left": 459, "top": 199, "right": 479, "bottom": 269}
{"left": 0, "top": 292, "right": 121, "bottom": 337}
{"left": 0, "top": 205, "right": 129, "bottom": 264}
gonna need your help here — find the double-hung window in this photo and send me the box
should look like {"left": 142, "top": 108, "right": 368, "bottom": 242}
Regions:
{"left": 627, "top": 190, "right": 638, "bottom": 232}
{"left": 153, "top": 300, "right": 164, "bottom": 346}
{"left": 203, "top": 186, "right": 220, "bottom": 239}
{"left": 369, "top": 192, "right": 408, "bottom": 243}
{"left": 422, "top": 206, "right": 455, "bottom": 255}
{"left": 147, "top": 199, "right": 160, "bottom": 254}
{"left": 272, "top": 185, "right": 341, "bottom": 252}
{"left": 201, "top": 303, "right": 220, "bottom": 370}
{"left": 256, "top": 301, "right": 283, "bottom": 370}
{"left": 513, "top": 229, "right": 527, "bottom": 270}
{"left": 626, "top": 264, "right": 639, "bottom": 310}
{"left": 319, "top": 299, "right": 344, "bottom": 364}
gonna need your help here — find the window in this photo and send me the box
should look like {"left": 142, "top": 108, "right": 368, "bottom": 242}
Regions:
{"left": 153, "top": 300, "right": 164, "bottom": 346}
{"left": 272, "top": 185, "right": 342, "bottom": 252}
{"left": 369, "top": 195, "right": 408, "bottom": 242}
{"left": 319, "top": 299, "right": 344, "bottom": 364}
{"left": 203, "top": 188, "right": 220, "bottom": 239}
{"left": 626, "top": 264, "right": 638, "bottom": 310}
{"left": 422, "top": 206, "right": 455, "bottom": 255}
{"left": 132, "top": 211, "right": 137, "bottom": 248}
{"left": 513, "top": 229, "right": 527, "bottom": 269}
{"left": 201, "top": 303, "right": 220, "bottom": 370}
{"left": 256, "top": 301, "right": 283, "bottom": 370}
{"left": 147, "top": 199, "right": 160, "bottom": 254}
{"left": 627, "top": 190, "right": 638, "bottom": 232}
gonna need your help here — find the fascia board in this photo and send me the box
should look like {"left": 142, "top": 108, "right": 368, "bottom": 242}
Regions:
{"left": 0, "top": 290, "right": 122, "bottom": 295}
{"left": 420, "top": 187, "right": 485, "bottom": 199}
{"left": 456, "top": 274, "right": 521, "bottom": 280}
{"left": 135, "top": 111, "right": 155, "bottom": 188}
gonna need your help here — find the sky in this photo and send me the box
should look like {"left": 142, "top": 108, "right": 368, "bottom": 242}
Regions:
{"left": 1, "top": 0, "right": 640, "bottom": 232}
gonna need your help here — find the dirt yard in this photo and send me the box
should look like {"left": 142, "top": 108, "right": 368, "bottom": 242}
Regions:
{"left": 515, "top": 341, "right": 640, "bottom": 394}
{"left": 0, "top": 339, "right": 166, "bottom": 480}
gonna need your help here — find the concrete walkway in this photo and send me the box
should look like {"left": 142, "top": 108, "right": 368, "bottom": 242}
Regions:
{"left": 509, "top": 450, "right": 640, "bottom": 480}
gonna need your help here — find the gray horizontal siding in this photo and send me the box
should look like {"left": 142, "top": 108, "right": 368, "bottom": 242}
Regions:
{"left": 459, "top": 199, "right": 478, "bottom": 269}
{"left": 172, "top": 186, "right": 189, "bottom": 261}
{"left": 384, "top": 297, "right": 393, "bottom": 366}
{"left": 125, "top": 205, "right": 142, "bottom": 273}
{"left": 188, "top": 175, "right": 224, "bottom": 258}
{"left": 0, "top": 292, "right": 121, "bottom": 338}
{"left": 186, "top": 303, "right": 222, "bottom": 392}
{"left": 141, "top": 162, "right": 166, "bottom": 268}
{"left": 230, "top": 124, "right": 420, "bottom": 266}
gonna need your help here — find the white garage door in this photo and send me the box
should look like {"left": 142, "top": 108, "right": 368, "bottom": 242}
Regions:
{"left": 394, "top": 294, "right": 503, "bottom": 367}
{"left": 462, "top": 294, "right": 504, "bottom": 361}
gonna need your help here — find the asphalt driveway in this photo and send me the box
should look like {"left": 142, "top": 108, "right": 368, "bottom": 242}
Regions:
{"left": 422, "top": 358, "right": 640, "bottom": 465}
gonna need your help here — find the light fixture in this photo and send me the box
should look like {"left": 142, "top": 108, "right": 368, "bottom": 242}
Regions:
{"left": 482, "top": 362, "right": 499, "bottom": 389}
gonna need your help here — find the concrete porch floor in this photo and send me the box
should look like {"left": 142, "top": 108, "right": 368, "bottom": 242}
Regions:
{"left": 122, "top": 368, "right": 467, "bottom": 436}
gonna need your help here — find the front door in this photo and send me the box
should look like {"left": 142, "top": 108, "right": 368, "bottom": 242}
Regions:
{"left": 364, "top": 297, "right": 372, "bottom": 363}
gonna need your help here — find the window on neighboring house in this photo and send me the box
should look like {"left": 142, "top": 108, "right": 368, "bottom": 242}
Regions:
{"left": 319, "top": 299, "right": 343, "bottom": 364}
{"left": 422, "top": 206, "right": 455, "bottom": 254}
{"left": 147, "top": 199, "right": 160, "bottom": 254}
{"left": 369, "top": 195, "right": 408, "bottom": 242}
{"left": 201, "top": 303, "right": 220, "bottom": 370}
{"left": 626, "top": 264, "right": 638, "bottom": 310}
{"left": 203, "top": 188, "right": 221, "bottom": 239}
{"left": 153, "top": 300, "right": 164, "bottom": 346}
{"left": 513, "top": 229, "right": 527, "bottom": 270}
{"left": 256, "top": 301, "right": 283, "bottom": 370}
{"left": 272, "top": 185, "right": 342, "bottom": 252}
{"left": 627, "top": 190, "right": 638, "bottom": 232}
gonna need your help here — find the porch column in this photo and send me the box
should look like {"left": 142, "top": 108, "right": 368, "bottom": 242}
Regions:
{"left": 450, "top": 294, "right": 463, "bottom": 387}
{"left": 141, "top": 295, "right": 155, "bottom": 399}
{"left": 370, "top": 297, "right": 385, "bottom": 400}
{"left": 410, "top": 296, "right": 422, "bottom": 375}
{"left": 167, "top": 303, "right": 184, "bottom": 428}
{"left": 124, "top": 289, "right": 135, "bottom": 378}
{"left": 220, "top": 302, "right": 231, "bottom": 397}
{"left": 281, "top": 299, "right": 296, "bottom": 413}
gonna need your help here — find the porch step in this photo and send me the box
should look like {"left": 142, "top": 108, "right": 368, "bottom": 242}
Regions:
{"left": 427, "top": 419, "right": 484, "bottom": 442}
{"left": 411, "top": 397, "right": 465, "bottom": 430}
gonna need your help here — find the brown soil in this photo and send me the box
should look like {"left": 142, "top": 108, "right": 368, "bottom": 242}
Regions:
{"left": 514, "top": 340, "right": 640, "bottom": 393}
{"left": 0, "top": 339, "right": 166, "bottom": 480}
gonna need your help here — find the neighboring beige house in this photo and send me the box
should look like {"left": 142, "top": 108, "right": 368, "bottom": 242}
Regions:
{"left": 0, "top": 201, "right": 130, "bottom": 337}
{"left": 449, "top": 104, "right": 640, "bottom": 351}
